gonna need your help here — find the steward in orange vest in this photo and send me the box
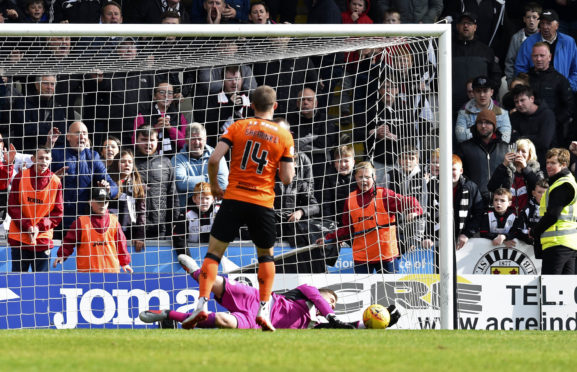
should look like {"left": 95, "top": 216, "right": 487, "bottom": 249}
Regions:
{"left": 54, "top": 187, "right": 132, "bottom": 273}
{"left": 8, "top": 148, "right": 63, "bottom": 272}
{"left": 321, "top": 162, "right": 423, "bottom": 274}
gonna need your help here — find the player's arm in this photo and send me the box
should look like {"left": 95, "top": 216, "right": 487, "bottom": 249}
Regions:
{"left": 278, "top": 159, "right": 295, "bottom": 186}
{"left": 208, "top": 141, "right": 230, "bottom": 199}
{"left": 297, "top": 284, "right": 354, "bottom": 329}
{"left": 279, "top": 133, "right": 296, "bottom": 185}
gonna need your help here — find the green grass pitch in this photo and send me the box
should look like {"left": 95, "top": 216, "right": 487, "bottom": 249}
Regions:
{"left": 1, "top": 329, "right": 575, "bottom": 372}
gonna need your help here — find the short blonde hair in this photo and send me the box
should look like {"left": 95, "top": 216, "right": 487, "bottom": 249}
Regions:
{"left": 354, "top": 161, "right": 375, "bottom": 175}
{"left": 334, "top": 144, "right": 354, "bottom": 159}
{"left": 515, "top": 138, "right": 537, "bottom": 162}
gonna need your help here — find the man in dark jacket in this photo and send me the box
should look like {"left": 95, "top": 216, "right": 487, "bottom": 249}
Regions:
{"left": 134, "top": 124, "right": 180, "bottom": 239}
{"left": 509, "top": 84, "right": 556, "bottom": 169}
{"left": 274, "top": 152, "right": 320, "bottom": 248}
{"left": 285, "top": 88, "right": 339, "bottom": 195}
{"left": 452, "top": 12, "right": 502, "bottom": 115}
{"left": 443, "top": 1, "right": 511, "bottom": 67}
{"left": 527, "top": 42, "right": 574, "bottom": 146}
{"left": 11, "top": 74, "right": 67, "bottom": 153}
{"left": 458, "top": 109, "right": 508, "bottom": 206}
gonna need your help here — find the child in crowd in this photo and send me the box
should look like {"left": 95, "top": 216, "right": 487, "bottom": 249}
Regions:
{"left": 318, "top": 162, "right": 423, "bottom": 274}
{"left": 100, "top": 136, "right": 121, "bottom": 170}
{"left": 321, "top": 145, "right": 356, "bottom": 227}
{"left": 514, "top": 178, "right": 548, "bottom": 245}
{"left": 341, "top": 0, "right": 373, "bottom": 24}
{"left": 186, "top": 182, "right": 218, "bottom": 244}
{"left": 383, "top": 9, "right": 401, "bottom": 24}
{"left": 108, "top": 149, "right": 146, "bottom": 252}
{"left": 8, "top": 147, "right": 63, "bottom": 272}
{"left": 54, "top": 187, "right": 133, "bottom": 273}
{"left": 479, "top": 188, "right": 517, "bottom": 247}
{"left": 504, "top": 2, "right": 541, "bottom": 87}
{"left": 23, "top": 0, "right": 48, "bottom": 23}
{"left": 386, "top": 147, "right": 427, "bottom": 254}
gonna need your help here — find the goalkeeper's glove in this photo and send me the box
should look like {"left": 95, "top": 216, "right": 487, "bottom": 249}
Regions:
{"left": 324, "top": 314, "right": 355, "bottom": 329}
{"left": 387, "top": 305, "right": 401, "bottom": 327}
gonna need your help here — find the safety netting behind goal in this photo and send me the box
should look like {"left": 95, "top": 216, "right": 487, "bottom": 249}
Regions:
{"left": 0, "top": 31, "right": 444, "bottom": 329}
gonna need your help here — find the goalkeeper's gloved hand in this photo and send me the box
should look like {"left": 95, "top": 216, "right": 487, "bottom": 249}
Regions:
{"left": 387, "top": 305, "right": 401, "bottom": 327}
{"left": 325, "top": 314, "right": 355, "bottom": 329}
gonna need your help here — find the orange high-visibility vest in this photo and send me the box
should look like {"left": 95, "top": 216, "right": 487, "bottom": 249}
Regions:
{"left": 8, "top": 168, "right": 60, "bottom": 244}
{"left": 76, "top": 215, "right": 121, "bottom": 273}
{"left": 347, "top": 188, "right": 398, "bottom": 262}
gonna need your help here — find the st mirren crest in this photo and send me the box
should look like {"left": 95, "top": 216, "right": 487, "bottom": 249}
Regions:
{"left": 473, "top": 247, "right": 538, "bottom": 275}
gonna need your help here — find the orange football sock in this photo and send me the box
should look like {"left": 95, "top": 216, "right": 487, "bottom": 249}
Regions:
{"left": 257, "top": 261, "right": 275, "bottom": 302}
{"left": 198, "top": 258, "right": 219, "bottom": 299}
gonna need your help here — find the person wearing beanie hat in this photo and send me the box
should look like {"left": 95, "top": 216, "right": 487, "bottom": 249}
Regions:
{"left": 475, "top": 109, "right": 496, "bottom": 126}
{"left": 455, "top": 75, "right": 512, "bottom": 143}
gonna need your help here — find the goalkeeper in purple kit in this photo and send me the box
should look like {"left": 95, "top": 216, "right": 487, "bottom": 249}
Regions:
{"left": 139, "top": 255, "right": 400, "bottom": 329}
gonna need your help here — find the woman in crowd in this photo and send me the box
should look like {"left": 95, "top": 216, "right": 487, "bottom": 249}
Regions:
{"left": 108, "top": 149, "right": 147, "bottom": 252}
{"left": 487, "top": 138, "right": 543, "bottom": 214}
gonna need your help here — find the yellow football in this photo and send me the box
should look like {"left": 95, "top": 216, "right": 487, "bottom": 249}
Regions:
{"left": 363, "top": 304, "right": 391, "bottom": 329}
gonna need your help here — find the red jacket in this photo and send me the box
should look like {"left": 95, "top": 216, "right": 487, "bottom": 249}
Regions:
{"left": 0, "top": 161, "right": 13, "bottom": 190}
{"left": 341, "top": 0, "right": 373, "bottom": 24}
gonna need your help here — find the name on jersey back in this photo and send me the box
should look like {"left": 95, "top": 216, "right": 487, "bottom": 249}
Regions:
{"left": 244, "top": 128, "right": 279, "bottom": 144}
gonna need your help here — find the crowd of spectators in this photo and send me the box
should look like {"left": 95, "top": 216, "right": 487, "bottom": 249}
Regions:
{"left": 2, "top": 0, "right": 577, "bottom": 275}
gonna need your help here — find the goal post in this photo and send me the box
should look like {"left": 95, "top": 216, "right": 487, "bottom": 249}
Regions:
{"left": 0, "top": 23, "right": 454, "bottom": 329}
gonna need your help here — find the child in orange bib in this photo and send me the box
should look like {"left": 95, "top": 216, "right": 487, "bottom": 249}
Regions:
{"left": 54, "top": 187, "right": 132, "bottom": 273}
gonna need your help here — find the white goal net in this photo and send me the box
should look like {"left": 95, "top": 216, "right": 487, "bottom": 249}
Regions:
{"left": 0, "top": 24, "right": 453, "bottom": 330}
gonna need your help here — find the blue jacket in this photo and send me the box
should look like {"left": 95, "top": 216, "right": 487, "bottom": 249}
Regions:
{"left": 515, "top": 32, "right": 577, "bottom": 91}
{"left": 171, "top": 144, "right": 229, "bottom": 208}
{"left": 51, "top": 147, "right": 118, "bottom": 229}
